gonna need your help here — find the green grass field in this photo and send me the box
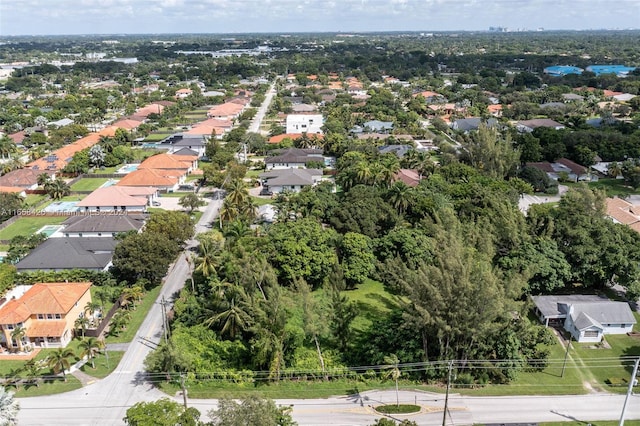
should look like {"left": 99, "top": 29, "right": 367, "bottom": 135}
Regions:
{"left": 79, "top": 351, "right": 124, "bottom": 379}
{"left": 343, "top": 279, "right": 401, "bottom": 332}
{"left": 587, "top": 178, "right": 639, "bottom": 197}
{"left": 143, "top": 133, "right": 172, "bottom": 142}
{"left": 105, "top": 286, "right": 161, "bottom": 344}
{"left": 250, "top": 196, "right": 273, "bottom": 206}
{"left": 70, "top": 178, "right": 111, "bottom": 191}
{"left": 0, "top": 216, "right": 68, "bottom": 240}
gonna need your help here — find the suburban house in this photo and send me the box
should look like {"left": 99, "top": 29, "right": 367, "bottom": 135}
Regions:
{"left": 606, "top": 197, "right": 640, "bottom": 234}
{"left": 160, "top": 134, "right": 207, "bottom": 156}
{"left": 526, "top": 158, "right": 591, "bottom": 182}
{"left": 285, "top": 114, "right": 324, "bottom": 134}
{"left": 57, "top": 214, "right": 146, "bottom": 238}
{"left": 116, "top": 168, "right": 182, "bottom": 192}
{"left": 532, "top": 295, "right": 636, "bottom": 343}
{"left": 393, "top": 169, "right": 422, "bottom": 187}
{"left": 0, "top": 282, "right": 93, "bottom": 350}
{"left": 378, "top": 145, "right": 414, "bottom": 158}
{"left": 516, "top": 118, "right": 566, "bottom": 132}
{"left": 184, "top": 118, "right": 233, "bottom": 138}
{"left": 15, "top": 238, "right": 118, "bottom": 272}
{"left": 352, "top": 120, "right": 394, "bottom": 134}
{"left": 264, "top": 148, "right": 325, "bottom": 170}
{"left": 451, "top": 117, "right": 498, "bottom": 132}
{"left": 207, "top": 102, "right": 246, "bottom": 120}
{"left": 0, "top": 168, "right": 55, "bottom": 190}
{"left": 76, "top": 186, "right": 158, "bottom": 213}
{"left": 260, "top": 168, "right": 323, "bottom": 194}
{"left": 27, "top": 127, "right": 117, "bottom": 172}
{"left": 138, "top": 153, "right": 198, "bottom": 174}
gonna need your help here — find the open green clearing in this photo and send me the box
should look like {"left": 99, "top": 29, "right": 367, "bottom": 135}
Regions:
{"left": 24, "top": 194, "right": 47, "bottom": 207}
{"left": 70, "top": 178, "right": 110, "bottom": 191}
{"left": 0, "top": 216, "right": 67, "bottom": 240}
{"left": 79, "top": 351, "right": 124, "bottom": 379}
{"left": 587, "top": 178, "right": 639, "bottom": 197}
{"left": 250, "top": 195, "right": 273, "bottom": 206}
{"left": 143, "top": 133, "right": 172, "bottom": 142}
{"left": 105, "top": 286, "right": 161, "bottom": 344}
{"left": 344, "top": 279, "right": 401, "bottom": 332}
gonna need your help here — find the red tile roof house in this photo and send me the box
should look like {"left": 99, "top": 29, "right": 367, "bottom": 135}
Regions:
{"left": 76, "top": 186, "right": 157, "bottom": 213}
{"left": 606, "top": 197, "right": 640, "bottom": 234}
{"left": 526, "top": 158, "right": 591, "bottom": 182}
{"left": 0, "top": 168, "right": 55, "bottom": 190}
{"left": 0, "top": 282, "right": 92, "bottom": 351}
{"left": 207, "top": 102, "right": 246, "bottom": 120}
{"left": 137, "top": 153, "right": 198, "bottom": 174}
{"left": 116, "top": 169, "right": 182, "bottom": 192}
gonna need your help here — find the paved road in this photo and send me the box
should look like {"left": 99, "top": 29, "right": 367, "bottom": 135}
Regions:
{"left": 247, "top": 80, "right": 277, "bottom": 135}
{"left": 16, "top": 199, "right": 223, "bottom": 426}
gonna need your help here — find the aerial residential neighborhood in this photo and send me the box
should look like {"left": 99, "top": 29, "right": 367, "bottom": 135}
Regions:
{"left": 1, "top": 7, "right": 640, "bottom": 425}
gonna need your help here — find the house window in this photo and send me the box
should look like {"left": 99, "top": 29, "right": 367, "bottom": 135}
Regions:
{"left": 621, "top": 324, "right": 627, "bottom": 328}
{"left": 47, "top": 314, "right": 53, "bottom": 319}
{"left": 7, "top": 324, "right": 13, "bottom": 330}
{"left": 584, "top": 330, "right": 599, "bottom": 338}
{"left": 55, "top": 314, "right": 61, "bottom": 319}
{"left": 37, "top": 314, "right": 44, "bottom": 320}
{"left": 98, "top": 233, "right": 102, "bottom": 236}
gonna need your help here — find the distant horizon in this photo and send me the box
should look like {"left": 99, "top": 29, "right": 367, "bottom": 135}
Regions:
{"left": 1, "top": 28, "right": 639, "bottom": 39}
{"left": 1, "top": 0, "right": 639, "bottom": 37}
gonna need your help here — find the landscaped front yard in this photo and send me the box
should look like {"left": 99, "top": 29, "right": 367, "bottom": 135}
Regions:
{"left": 70, "top": 178, "right": 111, "bottom": 192}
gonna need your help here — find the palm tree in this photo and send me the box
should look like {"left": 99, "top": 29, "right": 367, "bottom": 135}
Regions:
{"left": 99, "top": 135, "right": 115, "bottom": 153}
{"left": 23, "top": 359, "right": 44, "bottom": 388}
{"left": 44, "top": 178, "right": 70, "bottom": 200}
{"left": 84, "top": 301, "right": 101, "bottom": 319}
{"left": 78, "top": 338, "right": 105, "bottom": 369}
{"left": 195, "top": 239, "right": 220, "bottom": 277}
{"left": 0, "top": 385, "right": 19, "bottom": 424}
{"left": 225, "top": 179, "right": 250, "bottom": 207}
{"left": 206, "top": 295, "right": 251, "bottom": 340}
{"left": 353, "top": 161, "right": 372, "bottom": 185}
{"left": 383, "top": 354, "right": 401, "bottom": 407}
{"left": 121, "top": 286, "right": 144, "bottom": 309}
{"left": 388, "top": 181, "right": 413, "bottom": 214}
{"left": 10, "top": 326, "right": 27, "bottom": 352}
{"left": 37, "top": 172, "right": 51, "bottom": 187}
{"left": 74, "top": 316, "right": 90, "bottom": 338}
{"left": 608, "top": 161, "right": 623, "bottom": 178}
{"left": 88, "top": 144, "right": 105, "bottom": 167}
{"left": 0, "top": 135, "right": 17, "bottom": 160}
{"left": 47, "top": 348, "right": 75, "bottom": 382}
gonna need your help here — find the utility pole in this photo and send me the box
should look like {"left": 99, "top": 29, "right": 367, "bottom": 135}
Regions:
{"left": 160, "top": 296, "right": 169, "bottom": 343}
{"left": 442, "top": 360, "right": 454, "bottom": 426}
{"left": 619, "top": 356, "right": 640, "bottom": 426}
{"left": 561, "top": 336, "right": 572, "bottom": 378}
{"left": 180, "top": 373, "right": 188, "bottom": 409}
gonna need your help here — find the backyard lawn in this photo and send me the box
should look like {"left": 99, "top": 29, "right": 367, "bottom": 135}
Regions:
{"left": 251, "top": 195, "right": 273, "bottom": 206}
{"left": 0, "top": 216, "right": 67, "bottom": 240}
{"left": 70, "top": 178, "right": 111, "bottom": 191}
{"left": 587, "top": 178, "right": 639, "bottom": 197}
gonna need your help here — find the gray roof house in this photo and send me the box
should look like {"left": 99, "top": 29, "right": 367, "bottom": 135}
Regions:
{"left": 532, "top": 295, "right": 636, "bottom": 342}
{"left": 378, "top": 145, "right": 414, "bottom": 158}
{"left": 450, "top": 117, "right": 498, "bottom": 132}
{"left": 260, "top": 168, "right": 323, "bottom": 194}
{"left": 57, "top": 215, "right": 146, "bottom": 238}
{"left": 264, "top": 148, "right": 324, "bottom": 170}
{"left": 15, "top": 237, "right": 118, "bottom": 272}
{"left": 517, "top": 119, "right": 565, "bottom": 132}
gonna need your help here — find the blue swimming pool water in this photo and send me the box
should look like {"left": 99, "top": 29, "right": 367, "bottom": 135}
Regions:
{"left": 36, "top": 225, "right": 64, "bottom": 237}
{"left": 116, "top": 164, "right": 140, "bottom": 174}
{"left": 43, "top": 201, "right": 79, "bottom": 213}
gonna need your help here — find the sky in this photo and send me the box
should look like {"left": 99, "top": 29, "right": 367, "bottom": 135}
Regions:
{"left": 0, "top": 0, "right": 639, "bottom": 36}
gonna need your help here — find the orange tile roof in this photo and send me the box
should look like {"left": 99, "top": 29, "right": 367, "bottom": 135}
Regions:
{"left": 603, "top": 90, "right": 624, "bottom": 98}
{"left": 0, "top": 186, "right": 25, "bottom": 194}
{"left": 185, "top": 118, "right": 233, "bottom": 136}
{"left": 135, "top": 104, "right": 165, "bottom": 118}
{"left": 0, "top": 282, "right": 91, "bottom": 324}
{"left": 606, "top": 197, "right": 640, "bottom": 226}
{"left": 112, "top": 119, "right": 143, "bottom": 130}
{"left": 77, "top": 186, "right": 149, "bottom": 208}
{"left": 413, "top": 90, "right": 443, "bottom": 98}
{"left": 27, "top": 131, "right": 106, "bottom": 171}
{"left": 116, "top": 169, "right": 179, "bottom": 187}
{"left": 138, "top": 153, "right": 195, "bottom": 170}
{"left": 26, "top": 321, "right": 67, "bottom": 338}
{"left": 207, "top": 102, "right": 245, "bottom": 117}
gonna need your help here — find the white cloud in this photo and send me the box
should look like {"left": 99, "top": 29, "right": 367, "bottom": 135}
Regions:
{"left": 0, "top": 0, "right": 638, "bottom": 34}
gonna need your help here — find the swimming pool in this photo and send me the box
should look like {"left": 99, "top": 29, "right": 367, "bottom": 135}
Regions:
{"left": 36, "top": 225, "right": 64, "bottom": 237}
{"left": 116, "top": 164, "right": 140, "bottom": 174}
{"left": 100, "top": 179, "right": 118, "bottom": 188}
{"left": 43, "top": 201, "right": 79, "bottom": 213}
